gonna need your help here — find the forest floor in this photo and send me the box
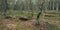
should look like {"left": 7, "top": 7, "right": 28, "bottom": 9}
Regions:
{"left": 0, "top": 18, "right": 39, "bottom": 30}
{"left": 0, "top": 10, "right": 60, "bottom": 30}
{"left": 0, "top": 17, "right": 60, "bottom": 30}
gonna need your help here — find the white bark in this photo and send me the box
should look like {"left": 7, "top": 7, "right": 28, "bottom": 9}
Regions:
{"left": 53, "top": 1, "right": 54, "bottom": 10}
{"left": 15, "top": 0, "right": 18, "bottom": 4}
{"left": 56, "top": 3, "right": 58, "bottom": 11}
{"left": 50, "top": 2, "right": 51, "bottom": 10}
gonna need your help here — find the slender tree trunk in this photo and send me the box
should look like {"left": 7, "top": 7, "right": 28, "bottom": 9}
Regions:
{"left": 1, "top": 0, "right": 7, "bottom": 16}
{"left": 36, "top": 0, "right": 44, "bottom": 26}
{"left": 56, "top": 3, "right": 58, "bottom": 11}
{"left": 53, "top": 1, "right": 54, "bottom": 10}
{"left": 50, "top": 2, "right": 51, "bottom": 10}
{"left": 4, "top": 0, "right": 7, "bottom": 16}
{"left": 45, "top": 0, "right": 47, "bottom": 10}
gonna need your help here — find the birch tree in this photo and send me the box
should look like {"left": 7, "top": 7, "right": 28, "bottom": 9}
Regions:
{"left": 53, "top": 0, "right": 55, "bottom": 10}
{"left": 56, "top": 0, "right": 58, "bottom": 11}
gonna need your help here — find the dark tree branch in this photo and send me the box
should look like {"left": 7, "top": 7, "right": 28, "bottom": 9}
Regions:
{"left": 36, "top": 1, "right": 44, "bottom": 25}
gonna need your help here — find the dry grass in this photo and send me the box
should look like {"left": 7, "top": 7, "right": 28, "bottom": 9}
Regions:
{"left": 0, "top": 17, "right": 59, "bottom": 30}
{"left": 0, "top": 10, "right": 60, "bottom": 30}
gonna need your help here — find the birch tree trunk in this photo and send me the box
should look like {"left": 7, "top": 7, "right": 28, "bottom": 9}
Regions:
{"left": 56, "top": 3, "right": 58, "bottom": 11}
{"left": 50, "top": 1, "right": 51, "bottom": 10}
{"left": 53, "top": 1, "right": 54, "bottom": 10}
{"left": 44, "top": 0, "right": 46, "bottom": 10}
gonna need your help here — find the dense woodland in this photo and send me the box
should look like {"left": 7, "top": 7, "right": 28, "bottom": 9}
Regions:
{"left": 0, "top": 0, "right": 60, "bottom": 30}
{"left": 0, "top": 0, "right": 60, "bottom": 11}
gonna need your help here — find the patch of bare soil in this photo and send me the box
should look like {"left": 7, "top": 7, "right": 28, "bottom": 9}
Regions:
{"left": 1, "top": 19, "right": 16, "bottom": 30}
{"left": 18, "top": 17, "right": 37, "bottom": 27}
{"left": 24, "top": 19, "right": 36, "bottom": 27}
{"left": 1, "top": 19, "right": 11, "bottom": 24}
{"left": 0, "top": 18, "right": 59, "bottom": 30}
{"left": 0, "top": 18, "right": 36, "bottom": 30}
